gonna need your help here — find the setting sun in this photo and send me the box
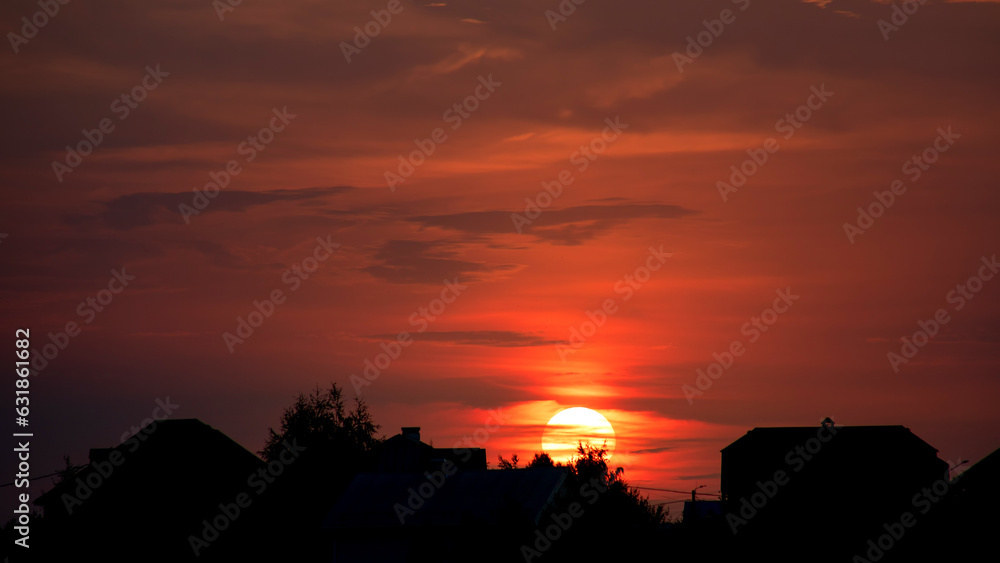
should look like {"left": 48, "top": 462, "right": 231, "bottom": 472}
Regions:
{"left": 542, "top": 407, "right": 617, "bottom": 463}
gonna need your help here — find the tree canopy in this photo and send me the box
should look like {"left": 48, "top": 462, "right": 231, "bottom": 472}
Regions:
{"left": 260, "top": 382, "right": 380, "bottom": 461}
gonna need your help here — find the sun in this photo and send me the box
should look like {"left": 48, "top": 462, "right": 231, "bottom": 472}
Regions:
{"left": 542, "top": 407, "right": 616, "bottom": 464}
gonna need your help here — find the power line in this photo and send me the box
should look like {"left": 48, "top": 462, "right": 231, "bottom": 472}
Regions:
{"left": 651, "top": 498, "right": 690, "bottom": 505}
{"left": 0, "top": 470, "right": 62, "bottom": 488}
{"left": 634, "top": 486, "right": 721, "bottom": 497}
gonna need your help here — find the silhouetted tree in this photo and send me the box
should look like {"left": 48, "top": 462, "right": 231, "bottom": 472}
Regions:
{"left": 573, "top": 442, "right": 664, "bottom": 525}
{"left": 527, "top": 452, "right": 556, "bottom": 468}
{"left": 497, "top": 453, "right": 519, "bottom": 469}
{"left": 261, "top": 382, "right": 380, "bottom": 460}
{"left": 513, "top": 443, "right": 666, "bottom": 562}
{"left": 252, "top": 382, "right": 382, "bottom": 560}
{"left": 570, "top": 441, "right": 616, "bottom": 483}
{"left": 53, "top": 454, "right": 85, "bottom": 484}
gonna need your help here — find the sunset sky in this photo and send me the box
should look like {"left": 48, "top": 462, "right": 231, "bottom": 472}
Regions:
{"left": 3, "top": 0, "right": 999, "bottom": 512}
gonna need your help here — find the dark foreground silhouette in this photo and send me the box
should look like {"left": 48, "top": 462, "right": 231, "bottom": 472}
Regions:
{"left": 2, "top": 384, "right": 997, "bottom": 563}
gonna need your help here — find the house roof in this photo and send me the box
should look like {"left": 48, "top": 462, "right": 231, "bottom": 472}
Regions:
{"left": 36, "top": 418, "right": 264, "bottom": 509}
{"left": 378, "top": 430, "right": 486, "bottom": 472}
{"left": 952, "top": 446, "right": 1000, "bottom": 494}
{"left": 721, "top": 424, "right": 940, "bottom": 457}
{"left": 323, "top": 468, "right": 568, "bottom": 529}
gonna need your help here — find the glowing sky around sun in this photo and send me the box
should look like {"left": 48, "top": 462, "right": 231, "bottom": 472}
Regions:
{"left": 542, "top": 407, "right": 617, "bottom": 463}
{"left": 3, "top": 0, "right": 1000, "bottom": 512}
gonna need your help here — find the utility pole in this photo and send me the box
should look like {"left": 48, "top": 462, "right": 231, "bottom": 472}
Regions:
{"left": 691, "top": 484, "right": 705, "bottom": 503}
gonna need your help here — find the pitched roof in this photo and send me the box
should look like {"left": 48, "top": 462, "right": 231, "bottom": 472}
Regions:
{"left": 36, "top": 418, "right": 263, "bottom": 509}
{"left": 721, "top": 424, "right": 940, "bottom": 457}
{"left": 951, "top": 446, "right": 1000, "bottom": 494}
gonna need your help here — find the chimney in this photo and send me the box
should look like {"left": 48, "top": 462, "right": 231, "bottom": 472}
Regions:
{"left": 401, "top": 427, "right": 421, "bottom": 442}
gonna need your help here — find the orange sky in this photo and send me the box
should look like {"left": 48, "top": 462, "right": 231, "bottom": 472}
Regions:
{"left": 3, "top": 0, "right": 1000, "bottom": 511}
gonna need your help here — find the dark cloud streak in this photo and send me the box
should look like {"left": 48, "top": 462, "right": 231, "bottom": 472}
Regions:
{"left": 366, "top": 330, "right": 564, "bottom": 347}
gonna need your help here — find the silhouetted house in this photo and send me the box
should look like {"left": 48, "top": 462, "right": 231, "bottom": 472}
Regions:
{"left": 945, "top": 446, "right": 1000, "bottom": 516}
{"left": 378, "top": 426, "right": 487, "bottom": 472}
{"left": 897, "top": 446, "right": 1000, "bottom": 561}
{"left": 719, "top": 418, "right": 948, "bottom": 562}
{"left": 323, "top": 426, "right": 566, "bottom": 562}
{"left": 33, "top": 419, "right": 265, "bottom": 563}
{"left": 682, "top": 499, "right": 723, "bottom": 522}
